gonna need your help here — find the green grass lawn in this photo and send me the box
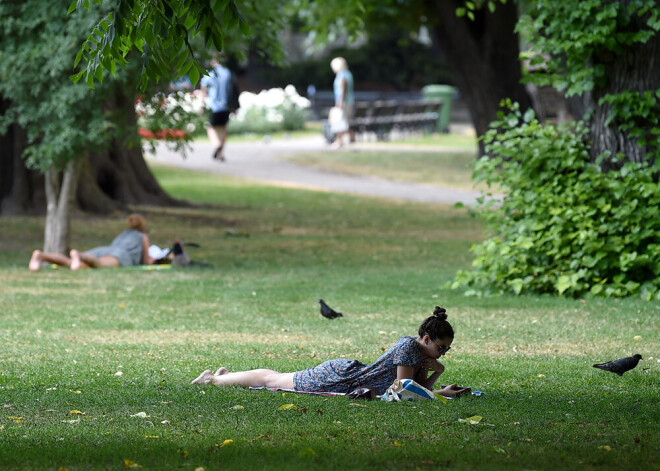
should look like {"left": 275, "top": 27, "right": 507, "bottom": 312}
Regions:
{"left": 280, "top": 149, "right": 481, "bottom": 191}
{"left": 0, "top": 165, "right": 658, "bottom": 470}
{"left": 276, "top": 131, "right": 483, "bottom": 191}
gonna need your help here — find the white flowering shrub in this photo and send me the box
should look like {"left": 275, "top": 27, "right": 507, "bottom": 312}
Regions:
{"left": 229, "top": 85, "right": 311, "bottom": 134}
{"left": 136, "top": 85, "right": 310, "bottom": 139}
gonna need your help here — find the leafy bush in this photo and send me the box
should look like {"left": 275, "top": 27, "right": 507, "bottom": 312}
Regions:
{"left": 452, "top": 103, "right": 660, "bottom": 300}
{"left": 136, "top": 91, "right": 206, "bottom": 138}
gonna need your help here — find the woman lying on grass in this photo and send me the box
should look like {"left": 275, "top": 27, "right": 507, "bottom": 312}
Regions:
{"left": 29, "top": 214, "right": 154, "bottom": 271}
{"left": 192, "top": 306, "right": 471, "bottom": 397}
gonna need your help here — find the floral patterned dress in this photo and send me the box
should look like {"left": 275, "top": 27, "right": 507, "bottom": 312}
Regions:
{"left": 293, "top": 336, "right": 422, "bottom": 395}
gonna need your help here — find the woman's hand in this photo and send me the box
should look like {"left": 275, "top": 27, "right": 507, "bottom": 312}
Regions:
{"left": 434, "top": 384, "right": 471, "bottom": 397}
{"left": 421, "top": 358, "right": 445, "bottom": 374}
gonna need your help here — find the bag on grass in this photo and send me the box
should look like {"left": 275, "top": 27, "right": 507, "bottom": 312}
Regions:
{"left": 381, "top": 379, "right": 436, "bottom": 402}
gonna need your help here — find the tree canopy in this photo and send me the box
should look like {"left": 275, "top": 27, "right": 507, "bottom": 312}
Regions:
{"left": 0, "top": 1, "right": 113, "bottom": 173}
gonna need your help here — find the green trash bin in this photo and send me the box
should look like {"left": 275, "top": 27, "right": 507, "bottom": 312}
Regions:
{"left": 422, "top": 84, "right": 457, "bottom": 133}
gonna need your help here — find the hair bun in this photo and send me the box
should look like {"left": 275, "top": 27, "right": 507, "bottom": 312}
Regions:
{"left": 433, "top": 306, "right": 447, "bottom": 320}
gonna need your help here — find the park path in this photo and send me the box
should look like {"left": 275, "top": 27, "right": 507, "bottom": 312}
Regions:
{"left": 144, "top": 135, "right": 483, "bottom": 206}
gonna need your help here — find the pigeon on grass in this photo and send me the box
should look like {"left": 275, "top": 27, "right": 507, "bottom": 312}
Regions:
{"left": 318, "top": 299, "right": 343, "bottom": 319}
{"left": 593, "top": 354, "right": 642, "bottom": 376}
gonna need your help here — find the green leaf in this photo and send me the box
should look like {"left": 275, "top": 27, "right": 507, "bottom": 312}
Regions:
{"left": 456, "top": 7, "right": 466, "bottom": 17}
{"left": 188, "top": 64, "right": 200, "bottom": 86}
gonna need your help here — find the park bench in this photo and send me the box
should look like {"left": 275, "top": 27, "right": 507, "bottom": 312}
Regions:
{"left": 353, "top": 99, "right": 443, "bottom": 140}
{"left": 313, "top": 91, "right": 443, "bottom": 141}
{"left": 321, "top": 98, "right": 443, "bottom": 142}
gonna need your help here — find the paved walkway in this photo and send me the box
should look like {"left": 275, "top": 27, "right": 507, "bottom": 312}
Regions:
{"left": 144, "top": 136, "right": 483, "bottom": 205}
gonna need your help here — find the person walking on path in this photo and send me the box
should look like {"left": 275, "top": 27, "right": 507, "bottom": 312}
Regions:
{"left": 201, "top": 55, "right": 233, "bottom": 161}
{"left": 28, "top": 214, "right": 154, "bottom": 271}
{"left": 330, "top": 57, "right": 355, "bottom": 150}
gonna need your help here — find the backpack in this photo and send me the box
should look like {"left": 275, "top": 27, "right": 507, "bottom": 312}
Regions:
{"left": 226, "top": 72, "right": 240, "bottom": 112}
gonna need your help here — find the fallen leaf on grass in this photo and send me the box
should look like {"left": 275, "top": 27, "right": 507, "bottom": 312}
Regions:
{"left": 393, "top": 441, "right": 404, "bottom": 447}
{"left": 161, "top": 420, "right": 170, "bottom": 425}
{"left": 0, "top": 425, "right": 4, "bottom": 431}
{"left": 458, "top": 415, "right": 482, "bottom": 425}
{"left": 278, "top": 404, "right": 299, "bottom": 411}
{"left": 145, "top": 435, "right": 159, "bottom": 439}
{"left": 114, "top": 371, "right": 123, "bottom": 376}
{"left": 220, "top": 439, "right": 234, "bottom": 448}
{"left": 8, "top": 416, "right": 23, "bottom": 423}
{"left": 348, "top": 403, "right": 366, "bottom": 407}
{"left": 124, "top": 459, "right": 141, "bottom": 468}
{"left": 69, "top": 410, "right": 85, "bottom": 415}
{"left": 231, "top": 405, "right": 244, "bottom": 410}
{"left": 130, "top": 412, "right": 149, "bottom": 418}
{"left": 299, "top": 447, "right": 316, "bottom": 457}
{"left": 433, "top": 393, "right": 448, "bottom": 404}
{"left": 598, "top": 445, "right": 612, "bottom": 451}
{"left": 537, "top": 374, "right": 545, "bottom": 378}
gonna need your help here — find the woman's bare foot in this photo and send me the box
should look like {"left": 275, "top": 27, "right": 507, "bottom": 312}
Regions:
{"left": 70, "top": 250, "right": 81, "bottom": 271}
{"left": 214, "top": 367, "right": 229, "bottom": 376}
{"left": 29, "top": 250, "right": 43, "bottom": 272}
{"left": 191, "top": 369, "right": 212, "bottom": 385}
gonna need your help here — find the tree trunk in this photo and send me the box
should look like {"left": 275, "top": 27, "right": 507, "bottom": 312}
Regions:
{"left": 43, "top": 161, "right": 78, "bottom": 254}
{"left": 79, "top": 85, "right": 183, "bottom": 211}
{"left": 0, "top": 101, "right": 45, "bottom": 215}
{"left": 1, "top": 90, "right": 186, "bottom": 217}
{"left": 429, "top": 0, "right": 532, "bottom": 153}
{"left": 589, "top": 4, "right": 660, "bottom": 166}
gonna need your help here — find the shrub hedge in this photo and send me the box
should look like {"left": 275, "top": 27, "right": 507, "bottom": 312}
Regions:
{"left": 453, "top": 103, "right": 660, "bottom": 300}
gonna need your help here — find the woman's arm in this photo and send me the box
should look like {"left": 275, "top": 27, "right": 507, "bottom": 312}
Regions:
{"left": 415, "top": 359, "right": 445, "bottom": 390}
{"left": 398, "top": 363, "right": 442, "bottom": 390}
{"left": 141, "top": 234, "right": 155, "bottom": 265}
{"left": 336, "top": 78, "right": 346, "bottom": 107}
{"left": 396, "top": 365, "right": 414, "bottom": 380}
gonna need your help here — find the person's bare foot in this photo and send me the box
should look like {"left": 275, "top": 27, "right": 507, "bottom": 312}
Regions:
{"left": 214, "top": 367, "right": 228, "bottom": 376}
{"left": 29, "top": 250, "right": 42, "bottom": 272}
{"left": 70, "top": 250, "right": 81, "bottom": 271}
{"left": 191, "top": 369, "right": 212, "bottom": 385}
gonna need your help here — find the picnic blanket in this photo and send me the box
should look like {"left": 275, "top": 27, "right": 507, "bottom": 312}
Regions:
{"left": 251, "top": 384, "right": 485, "bottom": 400}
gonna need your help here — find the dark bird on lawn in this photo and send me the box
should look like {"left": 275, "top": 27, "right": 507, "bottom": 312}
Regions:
{"left": 593, "top": 354, "right": 642, "bottom": 376}
{"left": 172, "top": 240, "right": 190, "bottom": 267}
{"left": 319, "top": 299, "right": 343, "bottom": 319}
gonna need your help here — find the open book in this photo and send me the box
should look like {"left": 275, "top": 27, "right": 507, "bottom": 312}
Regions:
{"left": 148, "top": 245, "right": 171, "bottom": 260}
